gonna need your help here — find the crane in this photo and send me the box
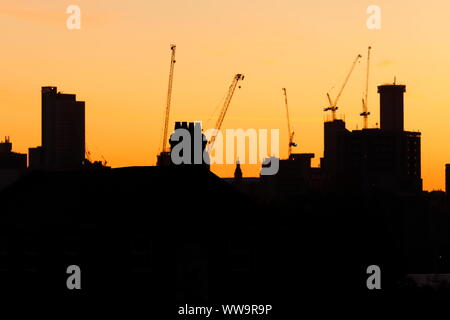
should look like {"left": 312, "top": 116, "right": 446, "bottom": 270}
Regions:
{"left": 327, "top": 92, "right": 333, "bottom": 106}
{"left": 360, "top": 46, "right": 371, "bottom": 129}
{"left": 85, "top": 150, "right": 92, "bottom": 163}
{"left": 324, "top": 54, "right": 362, "bottom": 121}
{"left": 207, "top": 74, "right": 244, "bottom": 152}
{"left": 282, "top": 88, "right": 297, "bottom": 157}
{"left": 162, "top": 44, "right": 176, "bottom": 153}
{"left": 157, "top": 44, "right": 176, "bottom": 166}
{"left": 101, "top": 155, "right": 108, "bottom": 166}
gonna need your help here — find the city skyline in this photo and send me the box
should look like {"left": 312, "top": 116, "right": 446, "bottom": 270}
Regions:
{"left": 2, "top": 1, "right": 450, "bottom": 306}
{"left": 1, "top": 0, "right": 449, "bottom": 190}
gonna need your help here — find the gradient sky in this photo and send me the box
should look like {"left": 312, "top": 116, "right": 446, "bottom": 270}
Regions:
{"left": 1, "top": 0, "right": 449, "bottom": 190}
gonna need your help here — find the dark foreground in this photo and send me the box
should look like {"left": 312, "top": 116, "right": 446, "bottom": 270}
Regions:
{"left": 0, "top": 167, "right": 449, "bottom": 315}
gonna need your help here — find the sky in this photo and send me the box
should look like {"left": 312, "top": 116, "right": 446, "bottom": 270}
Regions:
{"left": 0, "top": 0, "right": 449, "bottom": 190}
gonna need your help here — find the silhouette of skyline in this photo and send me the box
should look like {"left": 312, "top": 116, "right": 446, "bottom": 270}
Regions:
{"left": 0, "top": 79, "right": 427, "bottom": 197}
{"left": 1, "top": 78, "right": 450, "bottom": 297}
{"left": 3, "top": 1, "right": 450, "bottom": 311}
{"left": 0, "top": 75, "right": 442, "bottom": 191}
{"left": 3, "top": 1, "right": 450, "bottom": 191}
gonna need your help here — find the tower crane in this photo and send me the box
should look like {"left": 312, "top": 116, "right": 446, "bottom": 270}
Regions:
{"left": 101, "top": 155, "right": 108, "bottom": 166}
{"left": 157, "top": 44, "right": 176, "bottom": 166}
{"left": 360, "top": 46, "right": 371, "bottom": 129}
{"left": 324, "top": 54, "right": 362, "bottom": 121}
{"left": 282, "top": 88, "right": 297, "bottom": 157}
{"left": 207, "top": 74, "right": 244, "bottom": 152}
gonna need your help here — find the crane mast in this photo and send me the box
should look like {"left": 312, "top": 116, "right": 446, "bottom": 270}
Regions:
{"left": 282, "top": 88, "right": 296, "bottom": 157}
{"left": 360, "top": 46, "right": 371, "bottom": 129}
{"left": 161, "top": 44, "right": 176, "bottom": 153}
{"left": 327, "top": 92, "right": 333, "bottom": 106}
{"left": 324, "top": 54, "right": 362, "bottom": 121}
{"left": 208, "top": 74, "right": 244, "bottom": 152}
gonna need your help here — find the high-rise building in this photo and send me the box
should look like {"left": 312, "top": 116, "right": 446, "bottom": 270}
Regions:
{"left": 378, "top": 84, "right": 406, "bottom": 132}
{"left": 321, "top": 119, "right": 348, "bottom": 177}
{"left": 337, "top": 84, "right": 422, "bottom": 192}
{"left": 29, "top": 87, "right": 85, "bottom": 170}
{"left": 337, "top": 128, "right": 421, "bottom": 192}
{"left": 321, "top": 83, "right": 422, "bottom": 193}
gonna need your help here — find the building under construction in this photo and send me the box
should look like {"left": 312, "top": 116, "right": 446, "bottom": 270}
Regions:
{"left": 251, "top": 82, "right": 422, "bottom": 200}
{"left": 322, "top": 84, "right": 421, "bottom": 193}
{"left": 156, "top": 44, "right": 244, "bottom": 169}
{"left": 293, "top": 83, "right": 421, "bottom": 194}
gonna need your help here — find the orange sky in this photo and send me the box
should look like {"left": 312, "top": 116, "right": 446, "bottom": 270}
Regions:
{"left": 1, "top": 0, "right": 449, "bottom": 190}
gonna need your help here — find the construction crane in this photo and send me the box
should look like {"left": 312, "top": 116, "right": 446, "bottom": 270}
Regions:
{"left": 324, "top": 54, "right": 362, "bottom": 121}
{"left": 101, "top": 155, "right": 108, "bottom": 167}
{"left": 360, "top": 46, "right": 371, "bottom": 129}
{"left": 85, "top": 150, "right": 92, "bottom": 163}
{"left": 157, "top": 44, "right": 176, "bottom": 166}
{"left": 282, "top": 88, "right": 297, "bottom": 157}
{"left": 207, "top": 74, "right": 244, "bottom": 152}
{"left": 162, "top": 44, "right": 176, "bottom": 153}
